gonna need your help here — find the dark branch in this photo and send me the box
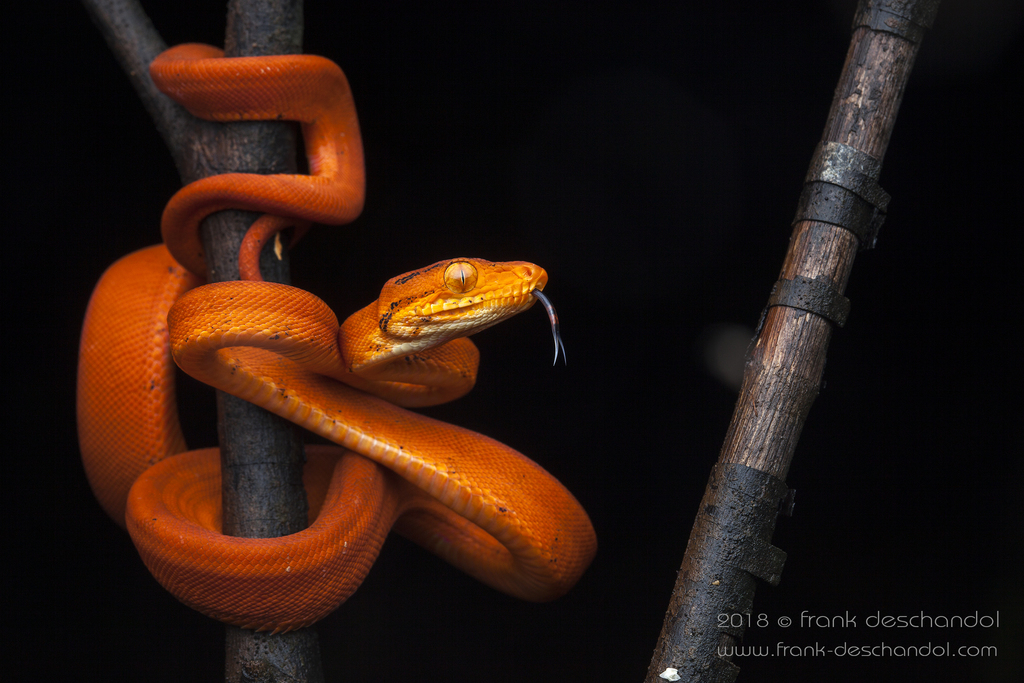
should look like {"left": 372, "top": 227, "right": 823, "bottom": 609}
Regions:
{"left": 645, "top": 2, "right": 942, "bottom": 681}
{"left": 81, "top": 0, "right": 216, "bottom": 177}
{"left": 82, "top": 0, "right": 325, "bottom": 680}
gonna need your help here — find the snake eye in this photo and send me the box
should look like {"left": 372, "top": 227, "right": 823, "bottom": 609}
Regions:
{"left": 443, "top": 261, "right": 478, "bottom": 294}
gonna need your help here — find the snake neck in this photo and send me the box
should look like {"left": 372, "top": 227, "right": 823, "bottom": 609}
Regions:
{"left": 338, "top": 302, "right": 404, "bottom": 375}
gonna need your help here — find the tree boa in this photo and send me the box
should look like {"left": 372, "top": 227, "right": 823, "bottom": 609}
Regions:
{"left": 77, "top": 44, "right": 596, "bottom": 632}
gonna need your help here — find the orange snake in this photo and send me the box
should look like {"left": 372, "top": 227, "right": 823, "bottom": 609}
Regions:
{"left": 77, "top": 44, "right": 596, "bottom": 632}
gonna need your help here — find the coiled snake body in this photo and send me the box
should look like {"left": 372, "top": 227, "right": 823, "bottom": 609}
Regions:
{"left": 77, "top": 44, "right": 596, "bottom": 632}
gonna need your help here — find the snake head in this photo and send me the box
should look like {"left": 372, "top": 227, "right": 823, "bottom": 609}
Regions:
{"left": 340, "top": 258, "right": 552, "bottom": 373}
{"left": 378, "top": 258, "right": 547, "bottom": 342}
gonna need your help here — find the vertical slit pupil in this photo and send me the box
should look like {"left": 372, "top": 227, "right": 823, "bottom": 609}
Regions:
{"left": 445, "top": 262, "right": 477, "bottom": 293}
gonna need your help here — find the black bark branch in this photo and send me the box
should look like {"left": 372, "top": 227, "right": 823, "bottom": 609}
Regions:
{"left": 81, "top": 0, "right": 324, "bottom": 681}
{"left": 644, "top": 2, "right": 942, "bottom": 681}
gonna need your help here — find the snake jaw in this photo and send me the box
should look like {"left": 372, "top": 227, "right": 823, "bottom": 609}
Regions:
{"left": 387, "top": 287, "right": 536, "bottom": 343}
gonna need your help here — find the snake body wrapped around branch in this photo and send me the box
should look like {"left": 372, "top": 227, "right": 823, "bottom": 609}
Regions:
{"left": 77, "top": 44, "right": 596, "bottom": 632}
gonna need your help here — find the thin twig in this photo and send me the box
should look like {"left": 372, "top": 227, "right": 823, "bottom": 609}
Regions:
{"left": 80, "top": 0, "right": 214, "bottom": 176}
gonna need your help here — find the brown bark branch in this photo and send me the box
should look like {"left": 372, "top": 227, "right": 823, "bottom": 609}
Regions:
{"left": 645, "top": 2, "right": 942, "bottom": 681}
{"left": 81, "top": 0, "right": 215, "bottom": 177}
{"left": 81, "top": 1, "right": 324, "bottom": 680}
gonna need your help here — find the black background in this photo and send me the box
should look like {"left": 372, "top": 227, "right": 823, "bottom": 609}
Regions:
{"left": 10, "top": 1, "right": 1021, "bottom": 681}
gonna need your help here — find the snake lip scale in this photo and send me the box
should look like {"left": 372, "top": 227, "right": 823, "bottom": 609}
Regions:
{"left": 77, "top": 44, "right": 595, "bottom": 632}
